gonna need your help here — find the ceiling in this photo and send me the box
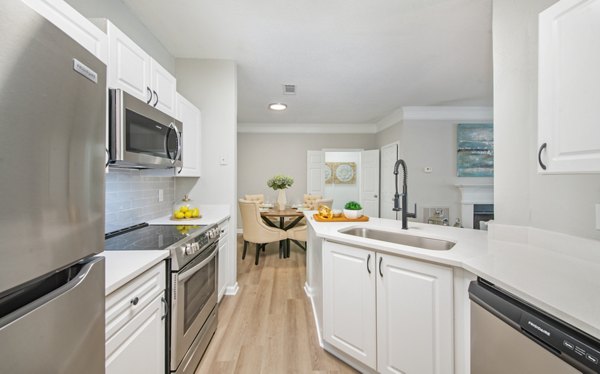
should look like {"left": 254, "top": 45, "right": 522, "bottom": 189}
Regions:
{"left": 121, "top": 0, "right": 493, "bottom": 125}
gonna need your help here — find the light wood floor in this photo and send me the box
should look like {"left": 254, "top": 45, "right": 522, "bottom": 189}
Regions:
{"left": 195, "top": 235, "right": 358, "bottom": 374}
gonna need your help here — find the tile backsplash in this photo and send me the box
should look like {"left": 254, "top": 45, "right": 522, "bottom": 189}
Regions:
{"left": 105, "top": 168, "right": 175, "bottom": 233}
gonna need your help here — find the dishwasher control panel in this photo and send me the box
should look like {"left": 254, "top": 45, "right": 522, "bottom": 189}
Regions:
{"left": 521, "top": 312, "right": 599, "bottom": 371}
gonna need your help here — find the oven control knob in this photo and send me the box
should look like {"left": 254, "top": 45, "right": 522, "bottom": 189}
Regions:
{"left": 185, "top": 244, "right": 194, "bottom": 255}
{"left": 192, "top": 242, "right": 199, "bottom": 253}
{"left": 208, "top": 230, "right": 214, "bottom": 239}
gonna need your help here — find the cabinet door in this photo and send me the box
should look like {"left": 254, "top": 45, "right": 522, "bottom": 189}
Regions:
{"left": 323, "top": 241, "right": 376, "bottom": 369}
{"left": 377, "top": 254, "right": 454, "bottom": 374}
{"left": 217, "top": 220, "right": 229, "bottom": 301}
{"left": 107, "top": 23, "right": 152, "bottom": 103}
{"left": 151, "top": 59, "right": 177, "bottom": 116}
{"left": 538, "top": 0, "right": 600, "bottom": 173}
{"left": 106, "top": 292, "right": 166, "bottom": 374}
{"left": 22, "top": 0, "right": 108, "bottom": 63}
{"left": 176, "top": 94, "right": 202, "bottom": 177}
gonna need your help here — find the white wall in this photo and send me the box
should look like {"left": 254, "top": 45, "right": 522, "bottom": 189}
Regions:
{"left": 66, "top": 0, "right": 175, "bottom": 73}
{"left": 324, "top": 151, "right": 361, "bottom": 210}
{"left": 377, "top": 119, "right": 492, "bottom": 225}
{"left": 493, "top": 0, "right": 600, "bottom": 241}
{"left": 237, "top": 133, "right": 376, "bottom": 227}
{"left": 174, "top": 59, "right": 238, "bottom": 288}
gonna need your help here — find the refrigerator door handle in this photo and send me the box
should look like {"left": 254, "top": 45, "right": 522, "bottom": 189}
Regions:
{"left": 0, "top": 257, "right": 103, "bottom": 328}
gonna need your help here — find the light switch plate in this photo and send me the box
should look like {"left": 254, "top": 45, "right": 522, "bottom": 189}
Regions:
{"left": 596, "top": 204, "right": 600, "bottom": 230}
{"left": 219, "top": 156, "right": 228, "bottom": 165}
{"left": 424, "top": 167, "right": 433, "bottom": 173}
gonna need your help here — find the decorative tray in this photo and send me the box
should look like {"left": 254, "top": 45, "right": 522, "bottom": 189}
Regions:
{"left": 312, "top": 214, "right": 369, "bottom": 222}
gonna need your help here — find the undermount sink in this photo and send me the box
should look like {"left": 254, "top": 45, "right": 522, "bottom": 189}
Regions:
{"left": 338, "top": 227, "right": 455, "bottom": 251}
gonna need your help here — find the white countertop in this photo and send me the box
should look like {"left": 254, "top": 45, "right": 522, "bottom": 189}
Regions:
{"left": 102, "top": 250, "right": 170, "bottom": 296}
{"left": 307, "top": 213, "right": 600, "bottom": 339}
{"left": 148, "top": 204, "right": 230, "bottom": 225}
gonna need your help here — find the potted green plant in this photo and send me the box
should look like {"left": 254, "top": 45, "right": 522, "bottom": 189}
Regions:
{"left": 267, "top": 175, "right": 294, "bottom": 210}
{"left": 343, "top": 201, "right": 363, "bottom": 219}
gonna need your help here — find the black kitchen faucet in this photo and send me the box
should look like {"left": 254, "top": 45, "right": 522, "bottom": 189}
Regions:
{"left": 393, "top": 159, "right": 417, "bottom": 229}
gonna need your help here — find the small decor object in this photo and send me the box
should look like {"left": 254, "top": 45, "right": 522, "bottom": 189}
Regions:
{"left": 343, "top": 201, "right": 363, "bottom": 219}
{"left": 172, "top": 194, "right": 200, "bottom": 220}
{"left": 267, "top": 175, "right": 294, "bottom": 210}
{"left": 317, "top": 205, "right": 333, "bottom": 219}
{"left": 457, "top": 123, "right": 494, "bottom": 177}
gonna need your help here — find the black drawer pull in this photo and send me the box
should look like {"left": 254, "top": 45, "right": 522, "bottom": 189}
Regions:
{"left": 538, "top": 143, "right": 547, "bottom": 170}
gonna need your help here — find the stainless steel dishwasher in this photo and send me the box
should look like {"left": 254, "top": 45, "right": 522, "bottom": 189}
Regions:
{"left": 469, "top": 279, "right": 600, "bottom": 374}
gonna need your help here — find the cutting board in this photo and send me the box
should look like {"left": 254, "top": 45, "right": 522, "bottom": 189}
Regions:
{"left": 313, "top": 214, "right": 369, "bottom": 222}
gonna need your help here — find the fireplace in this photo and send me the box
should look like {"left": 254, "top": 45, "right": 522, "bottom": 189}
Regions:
{"left": 456, "top": 184, "right": 493, "bottom": 229}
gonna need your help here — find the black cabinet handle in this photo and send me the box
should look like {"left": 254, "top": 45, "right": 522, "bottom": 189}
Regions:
{"left": 130, "top": 296, "right": 139, "bottom": 306}
{"left": 379, "top": 257, "right": 383, "bottom": 277}
{"left": 153, "top": 90, "right": 159, "bottom": 107}
{"left": 366, "top": 254, "right": 371, "bottom": 274}
{"left": 538, "top": 143, "right": 547, "bottom": 170}
{"left": 146, "top": 87, "right": 152, "bottom": 104}
{"left": 161, "top": 296, "right": 168, "bottom": 320}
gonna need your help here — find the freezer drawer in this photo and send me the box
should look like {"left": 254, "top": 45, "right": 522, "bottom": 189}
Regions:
{"left": 0, "top": 257, "right": 105, "bottom": 374}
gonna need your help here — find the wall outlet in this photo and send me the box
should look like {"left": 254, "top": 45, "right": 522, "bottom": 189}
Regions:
{"left": 158, "top": 189, "right": 164, "bottom": 202}
{"left": 596, "top": 204, "right": 600, "bottom": 230}
{"left": 424, "top": 166, "right": 433, "bottom": 173}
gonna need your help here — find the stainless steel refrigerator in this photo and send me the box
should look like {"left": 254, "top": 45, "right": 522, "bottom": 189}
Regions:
{"left": 0, "top": 1, "right": 106, "bottom": 373}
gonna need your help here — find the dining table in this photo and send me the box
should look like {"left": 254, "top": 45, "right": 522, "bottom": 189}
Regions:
{"left": 260, "top": 207, "right": 305, "bottom": 258}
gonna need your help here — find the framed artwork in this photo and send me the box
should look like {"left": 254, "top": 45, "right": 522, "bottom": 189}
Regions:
{"left": 457, "top": 123, "right": 494, "bottom": 177}
{"left": 324, "top": 162, "right": 357, "bottom": 184}
{"left": 324, "top": 163, "right": 334, "bottom": 184}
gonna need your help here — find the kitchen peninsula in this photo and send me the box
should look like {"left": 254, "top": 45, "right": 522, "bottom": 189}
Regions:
{"left": 305, "top": 214, "right": 600, "bottom": 373}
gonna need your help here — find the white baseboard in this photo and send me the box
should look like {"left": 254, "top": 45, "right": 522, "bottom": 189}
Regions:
{"left": 236, "top": 228, "right": 243, "bottom": 234}
{"left": 224, "top": 282, "right": 239, "bottom": 296}
{"left": 305, "top": 282, "right": 323, "bottom": 348}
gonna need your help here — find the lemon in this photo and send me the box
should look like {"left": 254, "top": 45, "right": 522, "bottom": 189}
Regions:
{"left": 175, "top": 212, "right": 185, "bottom": 219}
{"left": 192, "top": 208, "right": 199, "bottom": 218}
{"left": 180, "top": 206, "right": 189, "bottom": 213}
{"left": 184, "top": 211, "right": 192, "bottom": 218}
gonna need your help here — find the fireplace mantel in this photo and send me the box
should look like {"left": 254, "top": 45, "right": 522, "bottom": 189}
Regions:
{"left": 455, "top": 184, "right": 493, "bottom": 228}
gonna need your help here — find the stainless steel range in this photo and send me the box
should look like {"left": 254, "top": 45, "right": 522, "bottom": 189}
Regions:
{"left": 105, "top": 223, "right": 220, "bottom": 374}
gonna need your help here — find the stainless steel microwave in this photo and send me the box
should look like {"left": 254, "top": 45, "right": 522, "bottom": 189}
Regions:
{"left": 108, "top": 89, "right": 182, "bottom": 169}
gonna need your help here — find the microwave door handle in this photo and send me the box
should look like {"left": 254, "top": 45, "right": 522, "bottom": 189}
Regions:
{"left": 168, "top": 122, "right": 182, "bottom": 163}
{"left": 178, "top": 248, "right": 217, "bottom": 282}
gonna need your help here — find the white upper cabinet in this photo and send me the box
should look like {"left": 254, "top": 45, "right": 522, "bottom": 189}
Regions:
{"left": 151, "top": 60, "right": 177, "bottom": 116}
{"left": 107, "top": 22, "right": 152, "bottom": 103}
{"left": 176, "top": 94, "right": 202, "bottom": 177}
{"left": 538, "top": 0, "right": 600, "bottom": 173}
{"left": 22, "top": 0, "right": 108, "bottom": 64}
{"left": 105, "top": 21, "right": 176, "bottom": 116}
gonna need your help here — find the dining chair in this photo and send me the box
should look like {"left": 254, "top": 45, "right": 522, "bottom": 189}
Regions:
{"left": 316, "top": 198, "right": 333, "bottom": 209}
{"left": 303, "top": 194, "right": 322, "bottom": 210}
{"left": 286, "top": 224, "right": 307, "bottom": 254}
{"left": 238, "top": 199, "right": 287, "bottom": 265}
{"left": 244, "top": 194, "right": 264, "bottom": 204}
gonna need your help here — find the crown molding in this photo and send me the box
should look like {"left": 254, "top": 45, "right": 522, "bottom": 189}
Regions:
{"left": 237, "top": 123, "right": 378, "bottom": 134}
{"left": 376, "top": 108, "right": 404, "bottom": 133}
{"left": 401, "top": 106, "right": 493, "bottom": 121}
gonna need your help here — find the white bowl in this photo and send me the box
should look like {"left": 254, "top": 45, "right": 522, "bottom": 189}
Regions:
{"left": 332, "top": 209, "right": 342, "bottom": 217}
{"left": 343, "top": 209, "right": 363, "bottom": 219}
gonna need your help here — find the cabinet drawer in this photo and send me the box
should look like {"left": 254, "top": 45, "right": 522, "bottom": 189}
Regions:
{"left": 106, "top": 292, "right": 166, "bottom": 374}
{"left": 106, "top": 262, "right": 166, "bottom": 341}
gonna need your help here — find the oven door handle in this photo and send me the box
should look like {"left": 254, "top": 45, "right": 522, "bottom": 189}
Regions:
{"left": 178, "top": 248, "right": 217, "bottom": 281}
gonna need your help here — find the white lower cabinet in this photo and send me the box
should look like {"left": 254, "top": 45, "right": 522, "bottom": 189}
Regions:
{"left": 217, "top": 219, "right": 229, "bottom": 301}
{"left": 105, "top": 262, "right": 167, "bottom": 374}
{"left": 323, "top": 241, "right": 454, "bottom": 373}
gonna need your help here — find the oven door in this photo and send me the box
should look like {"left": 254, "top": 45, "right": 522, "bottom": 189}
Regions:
{"left": 171, "top": 243, "right": 218, "bottom": 371}
{"left": 109, "top": 88, "right": 182, "bottom": 169}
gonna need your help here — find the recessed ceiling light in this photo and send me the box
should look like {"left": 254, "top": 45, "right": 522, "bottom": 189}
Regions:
{"left": 269, "top": 103, "right": 287, "bottom": 111}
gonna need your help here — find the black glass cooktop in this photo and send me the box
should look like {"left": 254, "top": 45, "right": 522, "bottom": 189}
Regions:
{"left": 104, "top": 223, "right": 206, "bottom": 251}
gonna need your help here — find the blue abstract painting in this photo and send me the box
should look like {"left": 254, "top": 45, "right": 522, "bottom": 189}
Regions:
{"left": 457, "top": 123, "right": 494, "bottom": 177}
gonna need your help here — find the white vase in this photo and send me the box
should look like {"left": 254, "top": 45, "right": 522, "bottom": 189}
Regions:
{"left": 277, "top": 189, "right": 287, "bottom": 210}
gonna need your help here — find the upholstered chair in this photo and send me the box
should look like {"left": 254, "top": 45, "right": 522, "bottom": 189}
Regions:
{"left": 286, "top": 224, "right": 307, "bottom": 253}
{"left": 244, "top": 194, "right": 264, "bottom": 204}
{"left": 238, "top": 199, "right": 287, "bottom": 265}
{"left": 303, "top": 194, "right": 323, "bottom": 210}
